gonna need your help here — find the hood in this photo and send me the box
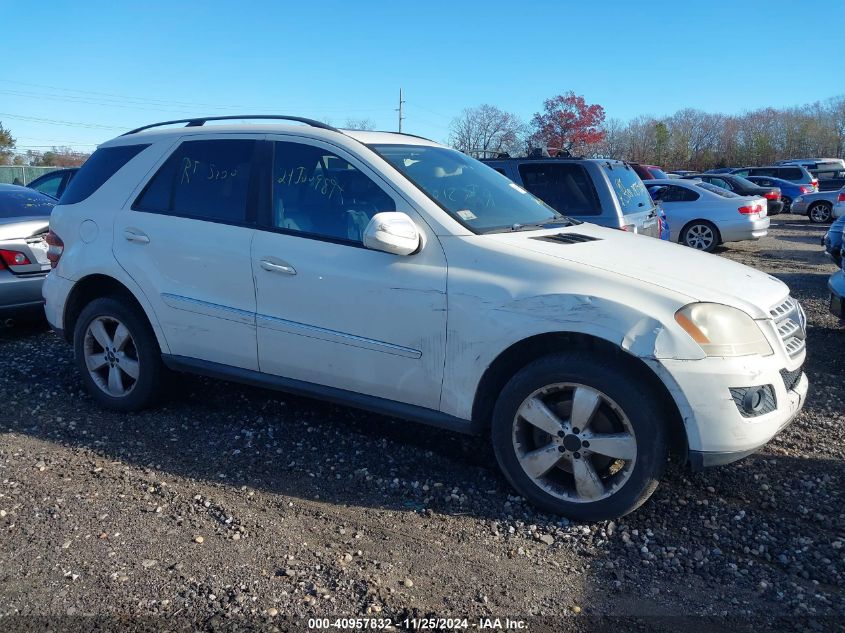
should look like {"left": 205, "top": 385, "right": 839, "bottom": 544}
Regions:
{"left": 486, "top": 223, "right": 788, "bottom": 319}
{"left": 0, "top": 217, "right": 50, "bottom": 241}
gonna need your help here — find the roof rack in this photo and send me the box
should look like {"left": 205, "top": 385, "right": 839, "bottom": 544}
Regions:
{"left": 122, "top": 115, "right": 340, "bottom": 136}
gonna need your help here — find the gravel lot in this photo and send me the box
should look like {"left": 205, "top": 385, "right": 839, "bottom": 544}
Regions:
{"left": 1, "top": 215, "right": 843, "bottom": 632}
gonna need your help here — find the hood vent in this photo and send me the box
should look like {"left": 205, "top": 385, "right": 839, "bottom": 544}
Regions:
{"left": 532, "top": 232, "right": 601, "bottom": 245}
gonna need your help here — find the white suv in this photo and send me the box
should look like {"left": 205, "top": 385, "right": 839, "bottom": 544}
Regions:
{"left": 43, "top": 116, "right": 808, "bottom": 521}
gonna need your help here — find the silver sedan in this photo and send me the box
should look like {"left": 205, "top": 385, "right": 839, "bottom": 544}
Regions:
{"left": 0, "top": 184, "right": 55, "bottom": 323}
{"left": 644, "top": 179, "right": 770, "bottom": 253}
{"left": 791, "top": 187, "right": 845, "bottom": 224}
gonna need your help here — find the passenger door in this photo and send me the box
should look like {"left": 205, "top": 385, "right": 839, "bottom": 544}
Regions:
{"left": 251, "top": 138, "right": 448, "bottom": 409}
{"left": 113, "top": 136, "right": 261, "bottom": 370}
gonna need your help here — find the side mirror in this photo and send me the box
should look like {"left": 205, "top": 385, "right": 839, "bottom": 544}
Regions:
{"left": 363, "top": 212, "right": 421, "bottom": 256}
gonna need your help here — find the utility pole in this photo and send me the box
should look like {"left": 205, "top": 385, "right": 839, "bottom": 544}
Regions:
{"left": 397, "top": 88, "right": 405, "bottom": 133}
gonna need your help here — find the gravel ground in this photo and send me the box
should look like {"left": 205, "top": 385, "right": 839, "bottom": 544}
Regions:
{"left": 1, "top": 215, "right": 843, "bottom": 632}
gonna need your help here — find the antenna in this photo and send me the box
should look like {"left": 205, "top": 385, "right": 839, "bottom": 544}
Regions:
{"left": 397, "top": 88, "right": 405, "bottom": 133}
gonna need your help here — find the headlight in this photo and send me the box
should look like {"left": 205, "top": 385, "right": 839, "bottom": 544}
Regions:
{"left": 675, "top": 303, "right": 773, "bottom": 357}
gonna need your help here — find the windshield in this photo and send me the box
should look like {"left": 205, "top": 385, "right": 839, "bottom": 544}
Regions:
{"left": 608, "top": 163, "right": 654, "bottom": 213}
{"left": 696, "top": 182, "right": 740, "bottom": 198}
{"left": 371, "top": 144, "right": 565, "bottom": 232}
{"left": 0, "top": 188, "right": 55, "bottom": 218}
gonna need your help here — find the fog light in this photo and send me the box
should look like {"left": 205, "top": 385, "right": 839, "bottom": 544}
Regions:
{"left": 742, "top": 388, "right": 766, "bottom": 414}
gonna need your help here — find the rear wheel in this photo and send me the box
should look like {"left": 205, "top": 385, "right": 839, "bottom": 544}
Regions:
{"left": 809, "top": 202, "right": 833, "bottom": 224}
{"left": 73, "top": 296, "right": 163, "bottom": 411}
{"left": 491, "top": 352, "right": 668, "bottom": 521}
{"left": 681, "top": 220, "right": 720, "bottom": 252}
{"left": 781, "top": 196, "right": 792, "bottom": 214}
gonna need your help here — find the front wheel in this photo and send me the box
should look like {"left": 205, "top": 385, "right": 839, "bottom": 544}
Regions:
{"left": 809, "top": 202, "right": 832, "bottom": 224}
{"left": 681, "top": 220, "right": 720, "bottom": 252}
{"left": 491, "top": 352, "right": 668, "bottom": 521}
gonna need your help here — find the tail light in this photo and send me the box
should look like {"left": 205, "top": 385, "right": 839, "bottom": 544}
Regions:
{"left": 0, "top": 249, "right": 32, "bottom": 270}
{"left": 812, "top": 179, "right": 819, "bottom": 188}
{"left": 738, "top": 204, "right": 763, "bottom": 215}
{"left": 763, "top": 191, "right": 779, "bottom": 200}
{"left": 838, "top": 193, "right": 845, "bottom": 202}
{"left": 799, "top": 185, "right": 811, "bottom": 194}
{"left": 45, "top": 230, "right": 64, "bottom": 268}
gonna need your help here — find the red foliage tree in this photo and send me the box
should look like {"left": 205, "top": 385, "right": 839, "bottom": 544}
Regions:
{"left": 531, "top": 92, "right": 606, "bottom": 154}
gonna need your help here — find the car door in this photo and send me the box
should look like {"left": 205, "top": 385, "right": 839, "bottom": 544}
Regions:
{"left": 653, "top": 184, "right": 700, "bottom": 241}
{"left": 113, "top": 136, "right": 260, "bottom": 370}
{"left": 251, "top": 137, "right": 447, "bottom": 409}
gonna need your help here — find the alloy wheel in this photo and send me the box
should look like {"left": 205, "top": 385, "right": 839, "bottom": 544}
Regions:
{"left": 810, "top": 203, "right": 831, "bottom": 223}
{"left": 511, "top": 383, "right": 637, "bottom": 504}
{"left": 83, "top": 316, "right": 140, "bottom": 397}
{"left": 684, "top": 224, "right": 715, "bottom": 250}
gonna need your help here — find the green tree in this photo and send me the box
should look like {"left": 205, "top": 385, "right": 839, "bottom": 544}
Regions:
{"left": 0, "top": 122, "right": 15, "bottom": 165}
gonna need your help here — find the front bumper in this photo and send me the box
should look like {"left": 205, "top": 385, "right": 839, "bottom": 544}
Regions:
{"left": 0, "top": 269, "right": 48, "bottom": 317}
{"left": 829, "top": 270, "right": 845, "bottom": 319}
{"left": 719, "top": 216, "right": 770, "bottom": 243}
{"left": 653, "top": 350, "right": 808, "bottom": 468}
{"left": 791, "top": 200, "right": 809, "bottom": 215}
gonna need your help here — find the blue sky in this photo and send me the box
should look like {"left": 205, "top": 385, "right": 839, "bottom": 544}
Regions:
{"left": 2, "top": 0, "right": 844, "bottom": 153}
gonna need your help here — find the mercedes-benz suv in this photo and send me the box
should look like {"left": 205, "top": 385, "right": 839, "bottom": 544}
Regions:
{"left": 43, "top": 116, "right": 808, "bottom": 520}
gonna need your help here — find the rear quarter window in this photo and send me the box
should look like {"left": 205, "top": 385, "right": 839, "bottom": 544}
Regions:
{"left": 59, "top": 144, "right": 149, "bottom": 205}
{"left": 517, "top": 163, "right": 601, "bottom": 216}
{"left": 778, "top": 168, "right": 804, "bottom": 180}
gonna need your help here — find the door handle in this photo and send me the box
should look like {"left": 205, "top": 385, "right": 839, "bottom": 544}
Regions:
{"left": 260, "top": 259, "right": 296, "bottom": 275}
{"left": 124, "top": 229, "right": 150, "bottom": 244}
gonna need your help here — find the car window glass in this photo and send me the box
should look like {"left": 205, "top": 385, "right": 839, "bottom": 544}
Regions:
{"left": 710, "top": 177, "right": 729, "bottom": 189}
{"left": 134, "top": 139, "right": 255, "bottom": 224}
{"left": 697, "top": 182, "right": 739, "bottom": 198}
{"left": 61, "top": 144, "right": 149, "bottom": 205}
{"left": 780, "top": 168, "right": 803, "bottom": 180}
{"left": 271, "top": 141, "right": 395, "bottom": 243}
{"left": 31, "top": 173, "right": 63, "bottom": 197}
{"left": 659, "top": 185, "right": 699, "bottom": 202}
{"left": 517, "top": 163, "right": 601, "bottom": 216}
{"left": 605, "top": 164, "right": 653, "bottom": 214}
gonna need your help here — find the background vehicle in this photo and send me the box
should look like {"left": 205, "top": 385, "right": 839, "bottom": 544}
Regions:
{"left": 0, "top": 184, "right": 55, "bottom": 321}
{"left": 744, "top": 175, "right": 812, "bottom": 213}
{"left": 645, "top": 178, "right": 769, "bottom": 252}
{"left": 822, "top": 215, "right": 845, "bottom": 266}
{"left": 790, "top": 187, "right": 845, "bottom": 223}
{"left": 834, "top": 191, "right": 845, "bottom": 220}
{"left": 813, "top": 168, "right": 845, "bottom": 192}
{"left": 26, "top": 168, "right": 78, "bottom": 199}
{"left": 705, "top": 167, "right": 736, "bottom": 174}
{"left": 731, "top": 165, "right": 818, "bottom": 191}
{"left": 776, "top": 158, "right": 845, "bottom": 171}
{"left": 829, "top": 251, "right": 845, "bottom": 321}
{"left": 630, "top": 163, "right": 669, "bottom": 180}
{"left": 483, "top": 156, "right": 662, "bottom": 237}
{"left": 43, "top": 116, "right": 806, "bottom": 521}
{"left": 681, "top": 173, "right": 783, "bottom": 215}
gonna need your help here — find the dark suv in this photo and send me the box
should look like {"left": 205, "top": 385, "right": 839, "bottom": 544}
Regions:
{"left": 482, "top": 157, "right": 661, "bottom": 238}
{"left": 731, "top": 166, "right": 818, "bottom": 191}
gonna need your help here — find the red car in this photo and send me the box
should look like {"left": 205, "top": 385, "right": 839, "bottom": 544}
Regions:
{"left": 630, "top": 163, "right": 669, "bottom": 180}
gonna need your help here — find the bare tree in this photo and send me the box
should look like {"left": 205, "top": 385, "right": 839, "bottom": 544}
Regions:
{"left": 448, "top": 104, "right": 526, "bottom": 157}
{"left": 343, "top": 118, "right": 377, "bottom": 131}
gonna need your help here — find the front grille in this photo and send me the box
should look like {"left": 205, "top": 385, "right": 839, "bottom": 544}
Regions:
{"left": 769, "top": 297, "right": 806, "bottom": 358}
{"left": 780, "top": 366, "right": 803, "bottom": 392}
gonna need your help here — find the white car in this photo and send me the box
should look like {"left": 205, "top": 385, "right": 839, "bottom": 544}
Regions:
{"left": 43, "top": 116, "right": 808, "bottom": 521}
{"left": 644, "top": 178, "right": 770, "bottom": 252}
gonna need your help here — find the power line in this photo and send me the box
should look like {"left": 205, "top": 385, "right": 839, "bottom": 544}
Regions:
{"left": 0, "top": 112, "right": 126, "bottom": 130}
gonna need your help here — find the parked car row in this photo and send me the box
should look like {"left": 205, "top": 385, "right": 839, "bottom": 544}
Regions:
{"left": 28, "top": 115, "right": 808, "bottom": 521}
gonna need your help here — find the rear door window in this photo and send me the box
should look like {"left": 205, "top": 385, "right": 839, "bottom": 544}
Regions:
{"left": 660, "top": 185, "right": 700, "bottom": 202}
{"left": 134, "top": 139, "right": 257, "bottom": 225}
{"left": 30, "top": 172, "right": 64, "bottom": 198}
{"left": 517, "top": 163, "right": 601, "bottom": 216}
{"left": 61, "top": 144, "right": 149, "bottom": 204}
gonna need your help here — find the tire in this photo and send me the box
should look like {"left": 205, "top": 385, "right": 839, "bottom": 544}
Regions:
{"left": 73, "top": 295, "right": 163, "bottom": 411}
{"left": 680, "top": 220, "right": 720, "bottom": 253}
{"left": 781, "top": 196, "right": 792, "bottom": 214}
{"left": 808, "top": 202, "right": 832, "bottom": 224}
{"left": 491, "top": 352, "right": 668, "bottom": 521}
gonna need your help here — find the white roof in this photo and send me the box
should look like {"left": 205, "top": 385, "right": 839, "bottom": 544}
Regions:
{"left": 100, "top": 123, "right": 443, "bottom": 149}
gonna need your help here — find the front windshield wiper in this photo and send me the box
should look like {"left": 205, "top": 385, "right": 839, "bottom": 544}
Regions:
{"left": 481, "top": 217, "right": 576, "bottom": 234}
